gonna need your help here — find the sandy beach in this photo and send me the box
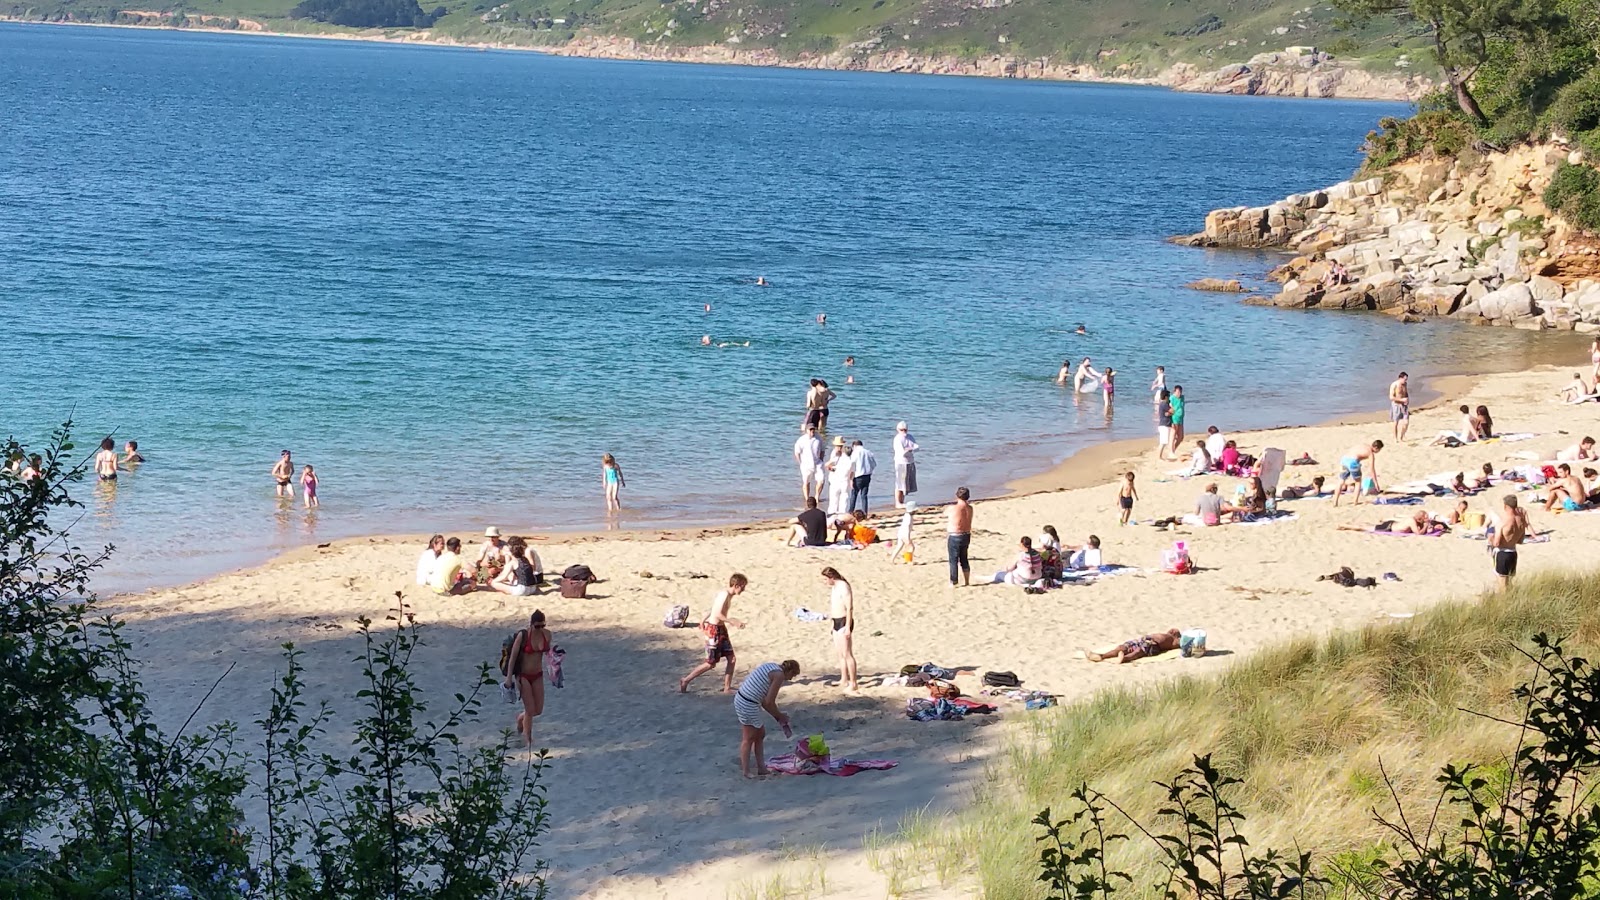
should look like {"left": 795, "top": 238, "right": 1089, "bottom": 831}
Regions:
{"left": 112, "top": 364, "right": 1600, "bottom": 898}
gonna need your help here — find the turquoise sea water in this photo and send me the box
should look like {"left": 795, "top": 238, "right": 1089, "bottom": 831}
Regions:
{"left": 0, "top": 24, "right": 1580, "bottom": 592}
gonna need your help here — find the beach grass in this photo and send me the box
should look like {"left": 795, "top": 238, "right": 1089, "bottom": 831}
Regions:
{"left": 954, "top": 568, "right": 1600, "bottom": 898}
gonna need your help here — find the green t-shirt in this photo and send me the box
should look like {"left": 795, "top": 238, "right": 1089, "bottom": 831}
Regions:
{"left": 1171, "top": 396, "right": 1185, "bottom": 425}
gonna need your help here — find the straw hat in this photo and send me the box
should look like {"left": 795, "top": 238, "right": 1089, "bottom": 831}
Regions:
{"left": 832, "top": 436, "right": 845, "bottom": 447}
{"left": 484, "top": 526, "right": 502, "bottom": 538}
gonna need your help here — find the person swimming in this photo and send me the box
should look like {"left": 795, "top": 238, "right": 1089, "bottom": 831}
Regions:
{"left": 755, "top": 276, "right": 769, "bottom": 287}
{"left": 701, "top": 335, "right": 712, "bottom": 346}
{"left": 1073, "top": 324, "right": 1087, "bottom": 335}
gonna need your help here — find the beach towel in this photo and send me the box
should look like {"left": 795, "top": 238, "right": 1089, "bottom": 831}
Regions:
{"left": 907, "top": 698, "right": 966, "bottom": 721}
{"left": 793, "top": 607, "right": 829, "bottom": 622}
{"left": 1374, "top": 496, "right": 1425, "bottom": 506}
{"left": 765, "top": 754, "right": 898, "bottom": 776}
{"left": 545, "top": 646, "right": 566, "bottom": 689}
{"left": 1367, "top": 527, "right": 1446, "bottom": 537}
{"left": 1499, "top": 433, "right": 1538, "bottom": 442}
{"left": 1237, "top": 512, "right": 1298, "bottom": 526}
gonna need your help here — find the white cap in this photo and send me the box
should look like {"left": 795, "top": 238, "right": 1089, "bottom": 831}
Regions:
{"left": 896, "top": 421, "right": 907, "bottom": 431}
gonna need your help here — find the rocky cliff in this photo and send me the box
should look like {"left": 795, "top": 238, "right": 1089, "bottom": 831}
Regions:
{"left": 1176, "top": 143, "right": 1600, "bottom": 331}
{"left": 542, "top": 36, "right": 1430, "bottom": 101}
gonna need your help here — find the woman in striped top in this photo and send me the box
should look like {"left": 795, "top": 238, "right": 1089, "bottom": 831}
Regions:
{"left": 734, "top": 659, "right": 800, "bottom": 779}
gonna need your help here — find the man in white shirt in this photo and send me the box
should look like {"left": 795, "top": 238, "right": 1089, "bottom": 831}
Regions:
{"left": 1204, "top": 426, "right": 1227, "bottom": 463}
{"left": 793, "top": 425, "right": 825, "bottom": 503}
{"left": 847, "top": 439, "right": 877, "bottom": 516}
{"left": 892, "top": 421, "right": 919, "bottom": 508}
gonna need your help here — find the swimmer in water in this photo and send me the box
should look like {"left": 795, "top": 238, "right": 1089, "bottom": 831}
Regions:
{"left": 844, "top": 356, "right": 855, "bottom": 367}
{"left": 846, "top": 375, "right": 854, "bottom": 384}
{"left": 1073, "top": 324, "right": 1087, "bottom": 335}
{"left": 704, "top": 304, "right": 711, "bottom": 313}
{"left": 817, "top": 313, "right": 827, "bottom": 325}
{"left": 701, "top": 335, "right": 712, "bottom": 346}
{"left": 1055, "top": 360, "right": 1072, "bottom": 386}
{"left": 756, "top": 276, "right": 769, "bottom": 287}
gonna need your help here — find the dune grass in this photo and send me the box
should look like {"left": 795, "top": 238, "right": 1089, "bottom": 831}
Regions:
{"left": 947, "top": 569, "right": 1600, "bottom": 899}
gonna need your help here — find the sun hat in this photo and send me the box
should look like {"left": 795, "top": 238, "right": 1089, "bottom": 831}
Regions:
{"left": 484, "top": 526, "right": 502, "bottom": 538}
{"left": 832, "top": 436, "right": 845, "bottom": 446}
{"left": 896, "top": 421, "right": 907, "bottom": 431}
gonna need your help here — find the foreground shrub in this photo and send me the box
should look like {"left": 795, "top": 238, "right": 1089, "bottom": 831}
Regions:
{"left": 1034, "top": 633, "right": 1600, "bottom": 898}
{"left": 0, "top": 424, "right": 550, "bottom": 898}
{"left": 1544, "top": 161, "right": 1600, "bottom": 232}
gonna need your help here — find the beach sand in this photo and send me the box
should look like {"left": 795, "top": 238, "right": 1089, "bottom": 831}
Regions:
{"left": 112, "top": 365, "right": 1600, "bottom": 898}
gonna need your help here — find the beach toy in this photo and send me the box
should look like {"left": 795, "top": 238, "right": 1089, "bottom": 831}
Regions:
{"left": 899, "top": 549, "right": 913, "bottom": 563}
{"left": 1162, "top": 542, "right": 1193, "bottom": 574}
{"left": 798, "top": 734, "right": 829, "bottom": 760}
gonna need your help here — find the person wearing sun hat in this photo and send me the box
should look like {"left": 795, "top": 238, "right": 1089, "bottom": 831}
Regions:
{"left": 892, "top": 421, "right": 919, "bottom": 508}
{"left": 475, "top": 526, "right": 508, "bottom": 583}
{"left": 824, "top": 435, "right": 852, "bottom": 517}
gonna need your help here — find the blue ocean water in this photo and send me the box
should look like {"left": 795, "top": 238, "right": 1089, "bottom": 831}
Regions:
{"left": 0, "top": 24, "right": 1578, "bottom": 592}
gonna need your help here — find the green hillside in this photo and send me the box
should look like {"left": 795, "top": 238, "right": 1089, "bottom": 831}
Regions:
{"left": 3, "top": 0, "right": 1432, "bottom": 77}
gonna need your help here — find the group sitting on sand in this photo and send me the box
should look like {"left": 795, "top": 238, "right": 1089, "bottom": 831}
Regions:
{"left": 416, "top": 527, "right": 544, "bottom": 596}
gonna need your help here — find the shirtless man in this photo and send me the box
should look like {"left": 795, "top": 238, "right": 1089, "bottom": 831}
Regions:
{"left": 271, "top": 450, "right": 294, "bottom": 498}
{"left": 122, "top": 441, "right": 145, "bottom": 465}
{"left": 1388, "top": 372, "right": 1410, "bottom": 442}
{"left": 1543, "top": 464, "right": 1589, "bottom": 512}
{"left": 1333, "top": 440, "right": 1384, "bottom": 507}
{"left": 679, "top": 574, "right": 748, "bottom": 693}
{"left": 1556, "top": 436, "right": 1598, "bottom": 463}
{"left": 1490, "top": 495, "right": 1529, "bottom": 591}
{"left": 822, "top": 567, "right": 858, "bottom": 693}
{"left": 1073, "top": 357, "right": 1101, "bottom": 393}
{"left": 93, "top": 437, "right": 119, "bottom": 482}
{"left": 1055, "top": 360, "right": 1072, "bottom": 386}
{"left": 947, "top": 486, "right": 973, "bottom": 586}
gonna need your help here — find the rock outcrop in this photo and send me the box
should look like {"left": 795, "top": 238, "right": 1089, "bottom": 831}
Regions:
{"left": 1163, "top": 51, "right": 1432, "bottom": 101}
{"left": 1175, "top": 143, "right": 1600, "bottom": 331}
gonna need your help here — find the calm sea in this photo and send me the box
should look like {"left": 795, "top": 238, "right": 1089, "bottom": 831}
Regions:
{"left": 0, "top": 23, "right": 1579, "bottom": 592}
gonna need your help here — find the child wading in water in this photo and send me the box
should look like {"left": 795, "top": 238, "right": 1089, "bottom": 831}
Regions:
{"left": 1118, "top": 472, "right": 1139, "bottom": 525}
{"left": 1149, "top": 366, "right": 1166, "bottom": 405}
{"left": 602, "top": 453, "right": 625, "bottom": 511}
{"left": 300, "top": 464, "right": 319, "bottom": 508}
{"left": 1102, "top": 367, "right": 1116, "bottom": 406}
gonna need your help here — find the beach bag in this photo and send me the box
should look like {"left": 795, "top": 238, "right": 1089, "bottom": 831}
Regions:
{"left": 663, "top": 605, "right": 690, "bottom": 628}
{"left": 1180, "top": 629, "right": 1208, "bottom": 658}
{"left": 982, "top": 670, "right": 1021, "bottom": 688}
{"left": 1161, "top": 541, "right": 1192, "bottom": 575}
{"left": 497, "top": 629, "right": 526, "bottom": 677}
{"left": 928, "top": 680, "right": 962, "bottom": 699}
{"left": 560, "top": 564, "right": 595, "bottom": 599}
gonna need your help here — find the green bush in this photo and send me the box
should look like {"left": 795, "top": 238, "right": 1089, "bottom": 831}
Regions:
{"left": 1544, "top": 161, "right": 1600, "bottom": 232}
{"left": 1549, "top": 68, "right": 1600, "bottom": 137}
{"left": 1360, "top": 109, "right": 1477, "bottom": 173}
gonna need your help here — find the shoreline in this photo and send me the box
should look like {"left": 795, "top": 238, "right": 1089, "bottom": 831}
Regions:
{"left": 108, "top": 360, "right": 1600, "bottom": 899}
{"left": 0, "top": 18, "right": 1426, "bottom": 101}
{"left": 106, "top": 367, "right": 1509, "bottom": 604}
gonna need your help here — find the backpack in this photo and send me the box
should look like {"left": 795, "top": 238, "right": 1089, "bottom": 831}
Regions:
{"left": 498, "top": 629, "right": 526, "bottom": 677}
{"left": 982, "top": 670, "right": 1021, "bottom": 688}
{"left": 663, "top": 605, "right": 690, "bottom": 628}
{"left": 561, "top": 564, "right": 596, "bottom": 599}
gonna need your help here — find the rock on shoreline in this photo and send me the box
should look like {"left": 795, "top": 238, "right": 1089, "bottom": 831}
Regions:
{"left": 1174, "top": 143, "right": 1600, "bottom": 332}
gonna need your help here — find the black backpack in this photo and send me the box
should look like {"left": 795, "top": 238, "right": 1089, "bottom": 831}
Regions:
{"left": 982, "top": 670, "right": 1021, "bottom": 688}
{"left": 498, "top": 629, "right": 526, "bottom": 677}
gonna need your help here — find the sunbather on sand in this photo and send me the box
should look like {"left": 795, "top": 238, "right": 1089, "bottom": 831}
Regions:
{"left": 1085, "top": 629, "right": 1181, "bottom": 664}
{"left": 1544, "top": 464, "right": 1590, "bottom": 512}
{"left": 1447, "top": 500, "right": 1470, "bottom": 526}
{"left": 1278, "top": 475, "right": 1326, "bottom": 499}
{"left": 1558, "top": 372, "right": 1599, "bottom": 404}
{"left": 1339, "top": 509, "right": 1443, "bottom": 535}
{"left": 1475, "top": 463, "right": 1495, "bottom": 490}
{"left": 1557, "top": 437, "right": 1598, "bottom": 463}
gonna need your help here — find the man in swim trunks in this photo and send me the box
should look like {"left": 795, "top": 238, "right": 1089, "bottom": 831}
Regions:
{"left": 679, "top": 574, "right": 747, "bottom": 693}
{"left": 271, "top": 449, "right": 294, "bottom": 499}
{"left": 822, "top": 567, "right": 858, "bottom": 693}
{"left": 1543, "top": 464, "right": 1589, "bottom": 512}
{"left": 1085, "top": 629, "right": 1181, "bottom": 663}
{"left": 1388, "top": 372, "right": 1410, "bottom": 442}
{"left": 1333, "top": 440, "right": 1384, "bottom": 507}
{"left": 1490, "top": 495, "right": 1528, "bottom": 591}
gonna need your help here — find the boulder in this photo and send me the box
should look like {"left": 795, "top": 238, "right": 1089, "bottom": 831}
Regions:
{"left": 1414, "top": 284, "right": 1465, "bottom": 316}
{"left": 1479, "top": 283, "right": 1534, "bottom": 320}
{"left": 1455, "top": 300, "right": 1482, "bottom": 318}
{"left": 1372, "top": 281, "right": 1406, "bottom": 310}
{"left": 1529, "top": 274, "right": 1563, "bottom": 305}
{"left": 1319, "top": 285, "right": 1371, "bottom": 310}
{"left": 1186, "top": 278, "right": 1248, "bottom": 293}
{"left": 1466, "top": 280, "right": 1489, "bottom": 303}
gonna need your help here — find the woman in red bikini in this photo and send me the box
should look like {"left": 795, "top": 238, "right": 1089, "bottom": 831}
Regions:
{"left": 506, "top": 609, "right": 552, "bottom": 747}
